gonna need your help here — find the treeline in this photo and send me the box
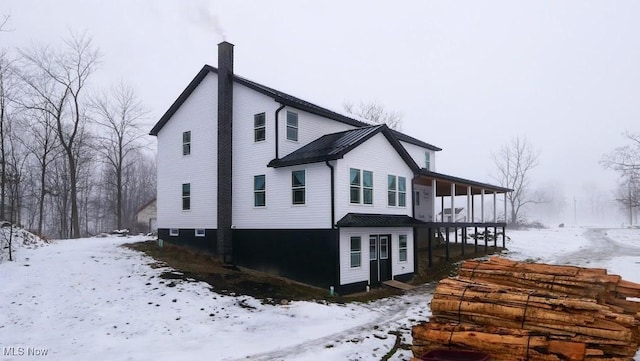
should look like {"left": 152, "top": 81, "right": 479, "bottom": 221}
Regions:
{"left": 0, "top": 29, "right": 156, "bottom": 239}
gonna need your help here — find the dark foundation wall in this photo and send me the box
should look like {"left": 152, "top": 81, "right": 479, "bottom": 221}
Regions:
{"left": 158, "top": 228, "right": 217, "bottom": 252}
{"left": 233, "top": 229, "right": 339, "bottom": 289}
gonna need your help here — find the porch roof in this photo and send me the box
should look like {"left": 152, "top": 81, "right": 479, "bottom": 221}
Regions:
{"left": 336, "top": 213, "right": 425, "bottom": 227}
{"left": 415, "top": 169, "right": 512, "bottom": 196}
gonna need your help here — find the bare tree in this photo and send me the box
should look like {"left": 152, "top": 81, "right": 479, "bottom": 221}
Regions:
{"left": 91, "top": 82, "right": 148, "bottom": 230}
{"left": 343, "top": 100, "right": 403, "bottom": 130}
{"left": 491, "top": 137, "right": 540, "bottom": 226}
{"left": 0, "top": 50, "right": 18, "bottom": 221}
{"left": 602, "top": 132, "right": 640, "bottom": 225}
{"left": 18, "top": 33, "right": 100, "bottom": 238}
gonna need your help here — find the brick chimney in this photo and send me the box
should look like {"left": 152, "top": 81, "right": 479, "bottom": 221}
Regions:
{"left": 217, "top": 41, "right": 234, "bottom": 263}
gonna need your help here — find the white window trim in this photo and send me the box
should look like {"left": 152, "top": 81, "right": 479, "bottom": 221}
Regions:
{"left": 182, "top": 183, "right": 191, "bottom": 211}
{"left": 291, "top": 169, "right": 306, "bottom": 206}
{"left": 254, "top": 113, "right": 266, "bottom": 142}
{"left": 182, "top": 131, "right": 191, "bottom": 156}
{"left": 254, "top": 174, "right": 266, "bottom": 208}
{"left": 349, "top": 168, "right": 361, "bottom": 204}
{"left": 387, "top": 175, "right": 407, "bottom": 208}
{"left": 286, "top": 111, "right": 299, "bottom": 142}
{"left": 350, "top": 168, "right": 374, "bottom": 206}
{"left": 398, "top": 234, "right": 408, "bottom": 263}
{"left": 195, "top": 229, "right": 205, "bottom": 237}
{"left": 350, "top": 236, "right": 362, "bottom": 269}
{"left": 425, "top": 151, "right": 431, "bottom": 170}
{"left": 169, "top": 228, "right": 179, "bottom": 236}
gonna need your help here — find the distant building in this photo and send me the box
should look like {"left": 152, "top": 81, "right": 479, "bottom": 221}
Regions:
{"left": 135, "top": 199, "right": 157, "bottom": 234}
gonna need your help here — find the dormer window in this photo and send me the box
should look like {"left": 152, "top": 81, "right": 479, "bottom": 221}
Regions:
{"left": 286, "top": 111, "right": 298, "bottom": 141}
{"left": 254, "top": 113, "right": 266, "bottom": 142}
{"left": 425, "top": 151, "right": 431, "bottom": 170}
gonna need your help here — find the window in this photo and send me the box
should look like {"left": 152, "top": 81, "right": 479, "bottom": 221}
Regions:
{"left": 291, "top": 170, "right": 305, "bottom": 205}
{"left": 350, "top": 236, "right": 361, "bottom": 268}
{"left": 195, "top": 229, "right": 205, "bottom": 237}
{"left": 363, "top": 171, "right": 373, "bottom": 205}
{"left": 182, "top": 183, "right": 191, "bottom": 210}
{"left": 425, "top": 151, "right": 431, "bottom": 170}
{"left": 380, "top": 237, "right": 389, "bottom": 260}
{"left": 387, "top": 175, "right": 396, "bottom": 206}
{"left": 286, "top": 111, "right": 298, "bottom": 141}
{"left": 399, "top": 235, "right": 408, "bottom": 262}
{"left": 350, "top": 169, "right": 373, "bottom": 204}
{"left": 254, "top": 113, "right": 266, "bottom": 142}
{"left": 182, "top": 131, "right": 191, "bottom": 155}
{"left": 350, "top": 168, "right": 360, "bottom": 204}
{"left": 369, "top": 237, "right": 377, "bottom": 261}
{"left": 398, "top": 176, "right": 406, "bottom": 207}
{"left": 254, "top": 175, "right": 266, "bottom": 207}
{"left": 169, "top": 228, "right": 179, "bottom": 236}
{"left": 415, "top": 191, "right": 420, "bottom": 206}
{"left": 387, "top": 175, "right": 406, "bottom": 207}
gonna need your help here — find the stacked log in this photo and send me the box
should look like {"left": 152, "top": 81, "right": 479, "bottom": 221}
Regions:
{"left": 412, "top": 257, "right": 640, "bottom": 361}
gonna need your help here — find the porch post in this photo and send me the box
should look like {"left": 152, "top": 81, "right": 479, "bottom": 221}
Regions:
{"left": 451, "top": 183, "right": 456, "bottom": 224}
{"left": 504, "top": 192, "right": 508, "bottom": 225}
{"left": 493, "top": 191, "right": 497, "bottom": 223}
{"left": 480, "top": 189, "right": 485, "bottom": 222}
{"left": 431, "top": 179, "right": 437, "bottom": 222}
{"left": 440, "top": 195, "right": 445, "bottom": 223}
{"left": 466, "top": 186, "right": 472, "bottom": 222}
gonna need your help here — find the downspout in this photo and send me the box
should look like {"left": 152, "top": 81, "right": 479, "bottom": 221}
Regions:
{"left": 325, "top": 160, "right": 339, "bottom": 291}
{"left": 325, "top": 161, "right": 335, "bottom": 228}
{"left": 274, "top": 104, "right": 285, "bottom": 159}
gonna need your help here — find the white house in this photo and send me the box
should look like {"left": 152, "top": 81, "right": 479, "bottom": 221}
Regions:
{"left": 150, "top": 42, "right": 510, "bottom": 294}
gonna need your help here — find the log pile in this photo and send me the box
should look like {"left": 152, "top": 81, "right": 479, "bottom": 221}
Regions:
{"left": 412, "top": 257, "right": 640, "bottom": 361}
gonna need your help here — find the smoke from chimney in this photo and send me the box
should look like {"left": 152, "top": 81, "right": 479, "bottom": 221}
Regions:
{"left": 189, "top": 0, "right": 227, "bottom": 41}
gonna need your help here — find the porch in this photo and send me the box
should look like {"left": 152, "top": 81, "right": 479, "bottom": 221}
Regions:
{"left": 412, "top": 169, "right": 511, "bottom": 268}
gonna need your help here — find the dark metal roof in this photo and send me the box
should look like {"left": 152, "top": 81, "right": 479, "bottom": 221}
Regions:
{"left": 392, "top": 130, "right": 441, "bottom": 151}
{"left": 268, "top": 125, "right": 381, "bottom": 167}
{"left": 268, "top": 124, "right": 420, "bottom": 171}
{"left": 149, "top": 65, "right": 442, "bottom": 152}
{"left": 337, "top": 213, "right": 426, "bottom": 227}
{"left": 418, "top": 169, "right": 513, "bottom": 194}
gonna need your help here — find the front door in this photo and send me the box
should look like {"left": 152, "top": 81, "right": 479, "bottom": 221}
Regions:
{"left": 369, "top": 235, "right": 392, "bottom": 286}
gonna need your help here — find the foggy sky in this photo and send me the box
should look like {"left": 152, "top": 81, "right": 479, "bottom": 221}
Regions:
{"left": 3, "top": 0, "right": 639, "bottom": 225}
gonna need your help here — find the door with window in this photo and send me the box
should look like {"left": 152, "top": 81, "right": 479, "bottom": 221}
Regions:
{"left": 369, "top": 235, "right": 392, "bottom": 286}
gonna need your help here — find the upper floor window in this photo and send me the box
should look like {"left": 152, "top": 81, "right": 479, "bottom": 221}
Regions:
{"left": 286, "top": 111, "right": 298, "bottom": 141}
{"left": 182, "top": 183, "right": 191, "bottom": 210}
{"left": 387, "top": 175, "right": 406, "bottom": 207}
{"left": 254, "top": 113, "right": 266, "bottom": 142}
{"left": 425, "top": 151, "right": 431, "bottom": 170}
{"left": 254, "top": 175, "right": 266, "bottom": 207}
{"left": 350, "top": 168, "right": 373, "bottom": 204}
{"left": 182, "top": 131, "right": 191, "bottom": 155}
{"left": 291, "top": 170, "right": 305, "bottom": 205}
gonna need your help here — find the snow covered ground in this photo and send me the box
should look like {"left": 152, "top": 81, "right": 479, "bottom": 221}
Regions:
{"left": 0, "top": 226, "right": 639, "bottom": 361}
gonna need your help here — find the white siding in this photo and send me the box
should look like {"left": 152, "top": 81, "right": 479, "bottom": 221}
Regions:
{"left": 156, "top": 73, "right": 218, "bottom": 229}
{"left": 339, "top": 227, "right": 414, "bottom": 286}
{"left": 402, "top": 141, "right": 436, "bottom": 171}
{"left": 335, "top": 133, "right": 415, "bottom": 220}
{"left": 414, "top": 184, "right": 434, "bottom": 222}
{"left": 279, "top": 107, "right": 355, "bottom": 157}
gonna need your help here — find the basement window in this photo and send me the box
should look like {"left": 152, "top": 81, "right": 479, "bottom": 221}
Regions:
{"left": 169, "top": 228, "right": 179, "bottom": 236}
{"left": 195, "top": 229, "right": 205, "bottom": 237}
{"left": 254, "top": 113, "right": 266, "bottom": 142}
{"left": 286, "top": 111, "right": 298, "bottom": 141}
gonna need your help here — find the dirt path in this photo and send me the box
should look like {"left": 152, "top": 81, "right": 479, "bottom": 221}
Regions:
{"left": 554, "top": 228, "right": 640, "bottom": 265}
{"left": 234, "top": 283, "right": 436, "bottom": 361}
